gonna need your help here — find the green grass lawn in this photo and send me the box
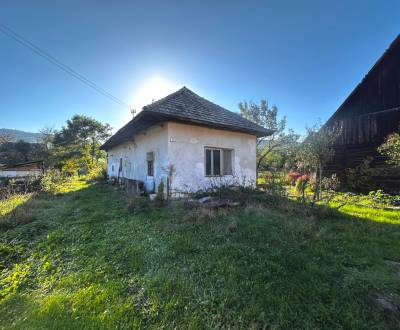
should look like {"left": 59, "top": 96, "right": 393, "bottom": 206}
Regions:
{"left": 1, "top": 178, "right": 400, "bottom": 329}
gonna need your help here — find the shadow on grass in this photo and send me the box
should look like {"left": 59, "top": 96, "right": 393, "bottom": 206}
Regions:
{"left": 1, "top": 182, "right": 400, "bottom": 329}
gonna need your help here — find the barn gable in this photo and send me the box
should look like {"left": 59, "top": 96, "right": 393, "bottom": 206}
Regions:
{"left": 324, "top": 35, "right": 400, "bottom": 192}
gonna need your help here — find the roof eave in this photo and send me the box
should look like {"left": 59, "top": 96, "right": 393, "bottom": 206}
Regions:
{"left": 100, "top": 112, "right": 272, "bottom": 150}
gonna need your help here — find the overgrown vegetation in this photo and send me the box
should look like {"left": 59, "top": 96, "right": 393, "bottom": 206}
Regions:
{"left": 1, "top": 176, "right": 399, "bottom": 329}
{"left": 378, "top": 126, "right": 400, "bottom": 165}
{"left": 238, "top": 99, "right": 299, "bottom": 180}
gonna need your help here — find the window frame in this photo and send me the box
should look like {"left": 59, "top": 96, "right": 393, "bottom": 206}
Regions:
{"left": 204, "top": 147, "right": 234, "bottom": 177}
{"left": 147, "top": 160, "right": 154, "bottom": 177}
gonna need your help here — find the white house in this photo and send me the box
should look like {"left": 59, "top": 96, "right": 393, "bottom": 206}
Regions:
{"left": 101, "top": 87, "right": 271, "bottom": 194}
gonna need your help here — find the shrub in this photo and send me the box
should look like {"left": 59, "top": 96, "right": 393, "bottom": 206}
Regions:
{"left": 378, "top": 130, "right": 400, "bottom": 165}
{"left": 345, "top": 157, "right": 376, "bottom": 192}
{"left": 321, "top": 173, "right": 341, "bottom": 192}
{"left": 87, "top": 161, "right": 107, "bottom": 181}
{"left": 368, "top": 190, "right": 398, "bottom": 207}
{"left": 40, "top": 169, "right": 68, "bottom": 193}
{"left": 261, "top": 172, "right": 287, "bottom": 196}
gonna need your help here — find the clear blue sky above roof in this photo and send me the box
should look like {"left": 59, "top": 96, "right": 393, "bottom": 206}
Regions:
{"left": 0, "top": 0, "right": 399, "bottom": 134}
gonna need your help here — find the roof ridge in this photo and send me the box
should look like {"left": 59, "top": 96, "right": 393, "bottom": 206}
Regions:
{"left": 184, "top": 88, "right": 265, "bottom": 129}
{"left": 142, "top": 86, "right": 187, "bottom": 111}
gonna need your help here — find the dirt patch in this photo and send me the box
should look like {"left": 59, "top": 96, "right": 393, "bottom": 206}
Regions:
{"left": 368, "top": 290, "right": 400, "bottom": 324}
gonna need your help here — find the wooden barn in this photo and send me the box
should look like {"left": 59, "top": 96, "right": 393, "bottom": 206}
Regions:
{"left": 324, "top": 35, "right": 400, "bottom": 192}
{"left": 325, "top": 35, "right": 400, "bottom": 191}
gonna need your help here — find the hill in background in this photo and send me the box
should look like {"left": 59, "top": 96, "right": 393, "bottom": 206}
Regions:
{"left": 0, "top": 128, "right": 41, "bottom": 143}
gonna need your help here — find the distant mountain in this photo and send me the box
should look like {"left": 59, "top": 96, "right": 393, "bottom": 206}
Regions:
{"left": 0, "top": 128, "right": 42, "bottom": 143}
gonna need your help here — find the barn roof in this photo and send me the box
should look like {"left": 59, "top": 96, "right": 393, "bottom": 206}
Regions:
{"left": 101, "top": 87, "right": 271, "bottom": 150}
{"left": 2, "top": 160, "right": 44, "bottom": 170}
{"left": 325, "top": 34, "right": 400, "bottom": 126}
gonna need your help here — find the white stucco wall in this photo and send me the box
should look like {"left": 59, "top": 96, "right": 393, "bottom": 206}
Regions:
{"left": 166, "top": 122, "right": 257, "bottom": 192}
{"left": 106, "top": 122, "right": 257, "bottom": 193}
{"left": 106, "top": 124, "right": 168, "bottom": 190}
{"left": 0, "top": 170, "right": 42, "bottom": 178}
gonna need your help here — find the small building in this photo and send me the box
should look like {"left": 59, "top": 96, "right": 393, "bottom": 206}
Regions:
{"left": 0, "top": 160, "right": 44, "bottom": 178}
{"left": 324, "top": 35, "right": 400, "bottom": 191}
{"left": 101, "top": 87, "right": 271, "bottom": 194}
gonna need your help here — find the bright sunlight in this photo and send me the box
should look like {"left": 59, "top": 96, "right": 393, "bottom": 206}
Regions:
{"left": 133, "top": 77, "right": 180, "bottom": 112}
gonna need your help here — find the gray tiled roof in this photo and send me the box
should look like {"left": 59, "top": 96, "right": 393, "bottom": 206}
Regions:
{"left": 101, "top": 87, "right": 271, "bottom": 150}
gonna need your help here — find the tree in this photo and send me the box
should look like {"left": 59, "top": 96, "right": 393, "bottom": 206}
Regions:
{"left": 37, "top": 126, "right": 56, "bottom": 167}
{"left": 0, "top": 129, "right": 58, "bottom": 166}
{"left": 0, "top": 134, "right": 12, "bottom": 145}
{"left": 53, "top": 115, "right": 112, "bottom": 167}
{"left": 0, "top": 139, "right": 45, "bottom": 165}
{"left": 378, "top": 129, "right": 400, "bottom": 165}
{"left": 297, "top": 124, "right": 342, "bottom": 201}
{"left": 239, "top": 100, "right": 299, "bottom": 180}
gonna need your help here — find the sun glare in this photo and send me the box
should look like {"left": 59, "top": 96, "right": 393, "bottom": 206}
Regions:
{"left": 133, "top": 77, "right": 180, "bottom": 112}
{"left": 120, "top": 77, "right": 180, "bottom": 124}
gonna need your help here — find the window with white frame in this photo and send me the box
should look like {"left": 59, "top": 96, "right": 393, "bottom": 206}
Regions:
{"left": 205, "top": 147, "right": 233, "bottom": 176}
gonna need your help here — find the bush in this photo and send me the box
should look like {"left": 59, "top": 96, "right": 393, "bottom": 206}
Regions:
{"left": 378, "top": 131, "right": 400, "bottom": 165}
{"left": 87, "top": 161, "right": 107, "bottom": 181}
{"left": 367, "top": 190, "right": 400, "bottom": 207}
{"left": 260, "top": 172, "right": 287, "bottom": 196}
{"left": 0, "top": 177, "right": 41, "bottom": 198}
{"left": 321, "top": 174, "right": 341, "bottom": 192}
{"left": 346, "top": 157, "right": 376, "bottom": 192}
{"left": 40, "top": 170, "right": 68, "bottom": 193}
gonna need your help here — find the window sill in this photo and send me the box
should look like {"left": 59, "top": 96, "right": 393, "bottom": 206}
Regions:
{"left": 205, "top": 174, "right": 233, "bottom": 177}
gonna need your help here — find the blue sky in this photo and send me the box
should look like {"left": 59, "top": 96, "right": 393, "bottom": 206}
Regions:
{"left": 0, "top": 1, "right": 399, "bottom": 134}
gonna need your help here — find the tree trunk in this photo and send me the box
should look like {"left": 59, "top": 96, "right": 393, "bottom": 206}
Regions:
{"left": 256, "top": 151, "right": 270, "bottom": 186}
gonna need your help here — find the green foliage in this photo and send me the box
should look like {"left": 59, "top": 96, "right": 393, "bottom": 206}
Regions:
{"left": 298, "top": 124, "right": 342, "bottom": 200}
{"left": 321, "top": 173, "right": 341, "bottom": 191}
{"left": 378, "top": 131, "right": 400, "bottom": 165}
{"left": 51, "top": 115, "right": 111, "bottom": 173}
{"left": 40, "top": 170, "right": 69, "bottom": 194}
{"left": 86, "top": 160, "right": 108, "bottom": 182}
{"left": 0, "top": 140, "right": 47, "bottom": 165}
{"left": 259, "top": 171, "right": 287, "bottom": 196}
{"left": 239, "top": 100, "right": 300, "bottom": 176}
{"left": 346, "top": 156, "right": 376, "bottom": 192}
{"left": 368, "top": 190, "right": 399, "bottom": 207}
{"left": 0, "top": 177, "right": 399, "bottom": 328}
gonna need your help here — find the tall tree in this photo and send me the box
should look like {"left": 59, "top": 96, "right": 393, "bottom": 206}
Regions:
{"left": 53, "top": 115, "right": 112, "bottom": 166}
{"left": 239, "top": 100, "right": 299, "bottom": 180}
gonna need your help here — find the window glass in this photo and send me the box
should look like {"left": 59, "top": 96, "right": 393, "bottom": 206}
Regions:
{"left": 147, "top": 160, "right": 153, "bottom": 176}
{"left": 212, "top": 149, "right": 221, "bottom": 175}
{"left": 223, "top": 149, "right": 232, "bottom": 175}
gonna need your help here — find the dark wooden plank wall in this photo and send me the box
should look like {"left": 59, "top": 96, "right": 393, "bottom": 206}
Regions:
{"left": 324, "top": 36, "right": 400, "bottom": 192}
